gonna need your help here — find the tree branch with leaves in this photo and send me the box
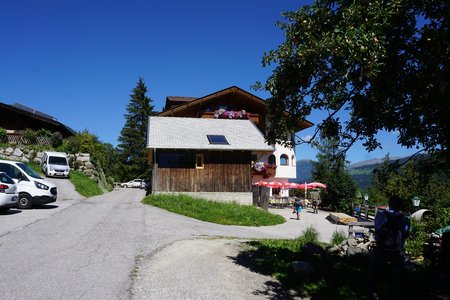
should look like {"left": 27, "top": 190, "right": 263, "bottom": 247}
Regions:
{"left": 259, "top": 0, "right": 450, "bottom": 164}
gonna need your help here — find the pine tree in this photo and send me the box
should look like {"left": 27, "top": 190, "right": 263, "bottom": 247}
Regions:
{"left": 312, "top": 138, "right": 357, "bottom": 213}
{"left": 118, "top": 77, "right": 155, "bottom": 180}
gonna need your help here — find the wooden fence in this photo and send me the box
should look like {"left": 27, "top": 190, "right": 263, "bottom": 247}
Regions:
{"left": 351, "top": 204, "right": 381, "bottom": 221}
{"left": 5, "top": 133, "right": 52, "bottom": 146}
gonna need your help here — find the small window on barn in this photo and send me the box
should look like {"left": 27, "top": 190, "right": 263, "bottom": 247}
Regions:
{"left": 280, "top": 154, "right": 289, "bottom": 166}
{"left": 158, "top": 153, "right": 195, "bottom": 168}
{"left": 207, "top": 135, "right": 229, "bottom": 145}
{"left": 196, "top": 154, "right": 204, "bottom": 169}
{"left": 268, "top": 154, "right": 276, "bottom": 166}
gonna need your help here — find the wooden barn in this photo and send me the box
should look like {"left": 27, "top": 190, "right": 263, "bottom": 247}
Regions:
{"left": 0, "top": 102, "right": 75, "bottom": 139}
{"left": 147, "top": 116, "right": 274, "bottom": 203}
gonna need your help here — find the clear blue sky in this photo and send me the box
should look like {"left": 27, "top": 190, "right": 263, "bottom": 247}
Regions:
{"left": 0, "top": 0, "right": 419, "bottom": 163}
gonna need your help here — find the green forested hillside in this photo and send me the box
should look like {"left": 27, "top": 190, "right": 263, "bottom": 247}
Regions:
{"left": 295, "top": 157, "right": 410, "bottom": 189}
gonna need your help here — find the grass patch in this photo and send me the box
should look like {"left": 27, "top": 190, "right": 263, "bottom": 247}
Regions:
{"left": 70, "top": 170, "right": 103, "bottom": 197}
{"left": 238, "top": 233, "right": 449, "bottom": 299}
{"left": 142, "top": 194, "right": 285, "bottom": 226}
{"left": 330, "top": 230, "right": 347, "bottom": 245}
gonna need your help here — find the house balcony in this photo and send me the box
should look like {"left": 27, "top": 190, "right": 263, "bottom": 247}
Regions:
{"left": 201, "top": 111, "right": 260, "bottom": 124}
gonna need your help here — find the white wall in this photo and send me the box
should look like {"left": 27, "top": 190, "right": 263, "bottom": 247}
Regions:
{"left": 253, "top": 143, "right": 296, "bottom": 180}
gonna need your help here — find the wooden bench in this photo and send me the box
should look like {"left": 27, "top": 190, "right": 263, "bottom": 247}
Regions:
{"left": 348, "top": 221, "right": 375, "bottom": 237}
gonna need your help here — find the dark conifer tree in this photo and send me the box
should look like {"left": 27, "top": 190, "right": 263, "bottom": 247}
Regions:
{"left": 118, "top": 77, "right": 155, "bottom": 180}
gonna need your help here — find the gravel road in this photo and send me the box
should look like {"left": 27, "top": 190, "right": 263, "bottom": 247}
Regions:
{"left": 0, "top": 188, "right": 347, "bottom": 299}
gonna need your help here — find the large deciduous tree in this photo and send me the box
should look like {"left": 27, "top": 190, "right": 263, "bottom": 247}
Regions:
{"left": 118, "top": 77, "right": 155, "bottom": 180}
{"left": 260, "top": 0, "right": 450, "bottom": 162}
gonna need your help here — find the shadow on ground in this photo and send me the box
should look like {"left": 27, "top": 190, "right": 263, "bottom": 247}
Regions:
{"left": 230, "top": 240, "right": 450, "bottom": 299}
{"left": 0, "top": 209, "right": 22, "bottom": 215}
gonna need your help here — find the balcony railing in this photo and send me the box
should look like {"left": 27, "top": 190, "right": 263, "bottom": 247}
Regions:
{"left": 201, "top": 111, "right": 260, "bottom": 124}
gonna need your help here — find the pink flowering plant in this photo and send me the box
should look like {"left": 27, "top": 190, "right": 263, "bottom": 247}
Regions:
{"left": 214, "top": 109, "right": 249, "bottom": 119}
{"left": 252, "top": 162, "right": 267, "bottom": 172}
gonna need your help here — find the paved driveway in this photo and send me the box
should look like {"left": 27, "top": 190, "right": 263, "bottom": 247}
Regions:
{"left": 0, "top": 189, "right": 347, "bottom": 299}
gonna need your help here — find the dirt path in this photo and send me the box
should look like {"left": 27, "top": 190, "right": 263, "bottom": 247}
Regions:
{"left": 131, "top": 238, "right": 297, "bottom": 300}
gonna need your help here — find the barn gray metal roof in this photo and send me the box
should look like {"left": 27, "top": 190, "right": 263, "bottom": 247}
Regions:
{"left": 147, "top": 117, "right": 274, "bottom": 151}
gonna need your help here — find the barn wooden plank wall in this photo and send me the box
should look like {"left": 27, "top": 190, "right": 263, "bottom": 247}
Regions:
{"left": 153, "top": 150, "right": 252, "bottom": 193}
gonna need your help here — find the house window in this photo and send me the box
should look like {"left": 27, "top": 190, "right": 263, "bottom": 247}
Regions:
{"left": 196, "top": 154, "right": 204, "bottom": 169}
{"left": 268, "top": 154, "right": 276, "bottom": 166}
{"left": 207, "top": 135, "right": 229, "bottom": 145}
{"left": 280, "top": 154, "right": 289, "bottom": 166}
{"left": 158, "top": 153, "right": 195, "bottom": 168}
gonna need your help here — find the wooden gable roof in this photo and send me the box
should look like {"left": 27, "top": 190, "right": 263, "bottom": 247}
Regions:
{"left": 158, "top": 86, "right": 266, "bottom": 116}
{"left": 0, "top": 102, "right": 76, "bottom": 137}
{"left": 157, "top": 86, "right": 313, "bottom": 132}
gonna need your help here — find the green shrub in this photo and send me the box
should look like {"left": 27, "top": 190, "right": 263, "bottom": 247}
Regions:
{"left": 406, "top": 208, "right": 450, "bottom": 258}
{"left": 301, "top": 226, "right": 320, "bottom": 244}
{"left": 405, "top": 219, "right": 429, "bottom": 258}
{"left": 51, "top": 131, "right": 63, "bottom": 148}
{"left": 0, "top": 128, "right": 7, "bottom": 143}
{"left": 426, "top": 207, "right": 450, "bottom": 232}
{"left": 36, "top": 128, "right": 52, "bottom": 138}
{"left": 330, "top": 230, "right": 347, "bottom": 245}
{"left": 23, "top": 128, "right": 37, "bottom": 145}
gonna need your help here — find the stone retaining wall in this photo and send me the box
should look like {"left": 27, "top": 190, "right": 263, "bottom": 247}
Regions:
{"left": 0, "top": 146, "right": 99, "bottom": 182}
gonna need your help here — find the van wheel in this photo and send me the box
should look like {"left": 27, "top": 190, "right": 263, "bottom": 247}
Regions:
{"left": 17, "top": 193, "right": 33, "bottom": 209}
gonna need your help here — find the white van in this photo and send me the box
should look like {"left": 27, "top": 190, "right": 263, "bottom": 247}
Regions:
{"left": 41, "top": 151, "right": 70, "bottom": 178}
{"left": 0, "top": 160, "right": 57, "bottom": 209}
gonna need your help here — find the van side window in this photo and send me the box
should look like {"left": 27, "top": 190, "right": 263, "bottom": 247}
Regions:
{"left": 0, "top": 163, "right": 27, "bottom": 181}
{"left": 0, "top": 163, "right": 14, "bottom": 177}
{"left": 0, "top": 173, "right": 14, "bottom": 184}
{"left": 0, "top": 163, "right": 9, "bottom": 174}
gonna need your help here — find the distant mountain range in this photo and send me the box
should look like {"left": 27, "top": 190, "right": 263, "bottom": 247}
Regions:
{"left": 294, "top": 156, "right": 410, "bottom": 189}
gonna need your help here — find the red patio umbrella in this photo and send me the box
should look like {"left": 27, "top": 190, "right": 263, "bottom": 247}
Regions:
{"left": 265, "top": 181, "right": 283, "bottom": 188}
{"left": 307, "top": 182, "right": 327, "bottom": 189}
{"left": 253, "top": 180, "right": 268, "bottom": 186}
{"left": 296, "top": 182, "right": 327, "bottom": 198}
{"left": 282, "top": 182, "right": 301, "bottom": 189}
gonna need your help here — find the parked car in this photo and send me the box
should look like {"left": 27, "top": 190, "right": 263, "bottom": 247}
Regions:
{"left": 0, "top": 160, "right": 57, "bottom": 209}
{"left": 0, "top": 172, "right": 18, "bottom": 212}
{"left": 121, "top": 179, "right": 143, "bottom": 188}
{"left": 132, "top": 179, "right": 143, "bottom": 188}
{"left": 121, "top": 180, "right": 134, "bottom": 188}
{"left": 41, "top": 151, "right": 70, "bottom": 178}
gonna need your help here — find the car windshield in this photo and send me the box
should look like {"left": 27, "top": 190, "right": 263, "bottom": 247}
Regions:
{"left": 49, "top": 156, "right": 68, "bottom": 165}
{"left": 17, "top": 162, "right": 43, "bottom": 179}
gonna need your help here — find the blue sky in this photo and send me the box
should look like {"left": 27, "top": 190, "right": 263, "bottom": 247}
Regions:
{"left": 0, "top": 0, "right": 419, "bottom": 163}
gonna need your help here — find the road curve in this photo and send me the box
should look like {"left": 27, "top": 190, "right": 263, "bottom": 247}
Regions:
{"left": 0, "top": 189, "right": 346, "bottom": 299}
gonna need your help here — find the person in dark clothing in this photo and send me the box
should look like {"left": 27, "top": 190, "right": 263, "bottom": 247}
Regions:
{"left": 312, "top": 199, "right": 319, "bottom": 214}
{"left": 368, "top": 195, "right": 410, "bottom": 299}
